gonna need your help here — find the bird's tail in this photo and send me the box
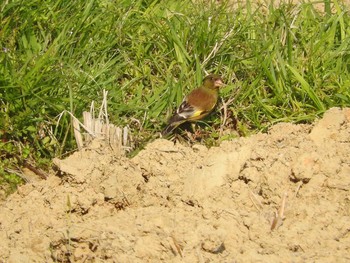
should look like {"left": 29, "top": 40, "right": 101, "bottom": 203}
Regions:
{"left": 161, "top": 123, "right": 177, "bottom": 137}
{"left": 161, "top": 119, "right": 187, "bottom": 137}
{"left": 161, "top": 115, "right": 187, "bottom": 137}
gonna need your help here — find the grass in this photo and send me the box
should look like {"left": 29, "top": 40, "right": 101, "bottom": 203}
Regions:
{"left": 0, "top": 0, "right": 350, "bottom": 193}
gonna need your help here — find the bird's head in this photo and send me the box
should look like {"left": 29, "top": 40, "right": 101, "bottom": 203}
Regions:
{"left": 203, "top": 74, "right": 224, "bottom": 90}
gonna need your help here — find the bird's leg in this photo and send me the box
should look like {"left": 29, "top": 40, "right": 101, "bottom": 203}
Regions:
{"left": 189, "top": 123, "right": 202, "bottom": 141}
{"left": 193, "top": 125, "right": 202, "bottom": 138}
{"left": 184, "top": 123, "right": 197, "bottom": 142}
{"left": 191, "top": 123, "right": 197, "bottom": 134}
{"left": 185, "top": 129, "right": 195, "bottom": 142}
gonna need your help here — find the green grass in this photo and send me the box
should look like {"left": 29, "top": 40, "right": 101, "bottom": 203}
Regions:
{"left": 1, "top": 0, "right": 350, "bottom": 192}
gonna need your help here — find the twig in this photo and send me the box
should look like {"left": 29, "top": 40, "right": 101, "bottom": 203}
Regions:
{"left": 219, "top": 97, "right": 235, "bottom": 111}
{"left": 249, "top": 190, "right": 263, "bottom": 212}
{"left": 219, "top": 97, "right": 235, "bottom": 136}
{"left": 171, "top": 234, "right": 183, "bottom": 258}
{"left": 219, "top": 97, "right": 228, "bottom": 137}
{"left": 56, "top": 90, "right": 130, "bottom": 154}
{"left": 23, "top": 160, "right": 48, "bottom": 179}
{"left": 12, "top": 154, "right": 49, "bottom": 180}
{"left": 271, "top": 192, "right": 288, "bottom": 231}
{"left": 295, "top": 181, "right": 303, "bottom": 198}
{"left": 56, "top": 110, "right": 96, "bottom": 137}
{"left": 202, "top": 28, "right": 235, "bottom": 67}
{"left": 4, "top": 168, "right": 30, "bottom": 183}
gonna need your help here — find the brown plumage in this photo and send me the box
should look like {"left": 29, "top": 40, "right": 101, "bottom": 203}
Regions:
{"left": 162, "top": 74, "right": 224, "bottom": 136}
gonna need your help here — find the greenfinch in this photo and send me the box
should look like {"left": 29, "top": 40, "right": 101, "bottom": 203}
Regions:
{"left": 162, "top": 74, "right": 224, "bottom": 136}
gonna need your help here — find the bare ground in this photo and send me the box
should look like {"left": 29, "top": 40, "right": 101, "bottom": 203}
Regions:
{"left": 0, "top": 107, "right": 349, "bottom": 262}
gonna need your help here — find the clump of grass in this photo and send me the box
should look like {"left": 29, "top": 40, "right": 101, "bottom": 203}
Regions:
{"left": 1, "top": 0, "right": 350, "bottom": 191}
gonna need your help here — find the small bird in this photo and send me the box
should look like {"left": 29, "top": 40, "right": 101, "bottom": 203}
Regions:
{"left": 162, "top": 74, "right": 224, "bottom": 136}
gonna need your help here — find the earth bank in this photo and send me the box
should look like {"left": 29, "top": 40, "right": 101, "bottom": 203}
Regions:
{"left": 0, "top": 107, "right": 349, "bottom": 262}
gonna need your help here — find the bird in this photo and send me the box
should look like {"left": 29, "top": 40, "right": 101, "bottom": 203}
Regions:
{"left": 161, "top": 74, "right": 224, "bottom": 137}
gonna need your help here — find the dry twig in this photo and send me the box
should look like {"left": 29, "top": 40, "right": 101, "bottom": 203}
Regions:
{"left": 56, "top": 90, "right": 130, "bottom": 154}
{"left": 249, "top": 190, "right": 263, "bottom": 212}
{"left": 271, "top": 192, "right": 288, "bottom": 231}
{"left": 171, "top": 234, "right": 183, "bottom": 258}
{"left": 219, "top": 97, "right": 235, "bottom": 136}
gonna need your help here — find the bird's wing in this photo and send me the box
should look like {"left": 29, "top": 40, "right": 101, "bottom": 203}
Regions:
{"left": 177, "top": 88, "right": 217, "bottom": 120}
{"left": 168, "top": 87, "right": 218, "bottom": 124}
{"left": 176, "top": 100, "right": 202, "bottom": 119}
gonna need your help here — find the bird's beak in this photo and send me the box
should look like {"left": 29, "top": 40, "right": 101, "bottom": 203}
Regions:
{"left": 215, "top": 79, "right": 224, "bottom": 88}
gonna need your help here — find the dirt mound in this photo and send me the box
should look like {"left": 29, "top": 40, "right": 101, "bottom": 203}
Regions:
{"left": 1, "top": 107, "right": 349, "bottom": 262}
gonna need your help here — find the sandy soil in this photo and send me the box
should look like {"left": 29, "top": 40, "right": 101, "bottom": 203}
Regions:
{"left": 0, "top": 107, "right": 349, "bottom": 262}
